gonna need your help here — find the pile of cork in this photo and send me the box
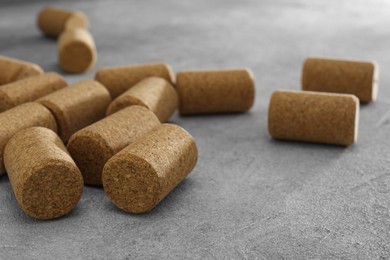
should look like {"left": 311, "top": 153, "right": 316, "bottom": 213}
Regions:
{"left": 0, "top": 7, "right": 378, "bottom": 220}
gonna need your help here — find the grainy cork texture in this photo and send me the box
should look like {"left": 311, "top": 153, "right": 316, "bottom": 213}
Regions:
{"left": 0, "top": 72, "right": 67, "bottom": 113}
{"left": 67, "top": 105, "right": 160, "bottom": 186}
{"left": 106, "top": 77, "right": 178, "bottom": 122}
{"left": 176, "top": 68, "right": 255, "bottom": 115}
{"left": 268, "top": 90, "right": 359, "bottom": 146}
{"left": 95, "top": 63, "right": 175, "bottom": 99}
{"left": 102, "top": 123, "right": 198, "bottom": 214}
{"left": 0, "top": 102, "right": 57, "bottom": 175}
{"left": 38, "top": 80, "right": 111, "bottom": 142}
{"left": 4, "top": 127, "right": 83, "bottom": 220}
{"left": 301, "top": 57, "right": 379, "bottom": 102}
{"left": 58, "top": 28, "right": 96, "bottom": 73}
{"left": 0, "top": 55, "right": 44, "bottom": 85}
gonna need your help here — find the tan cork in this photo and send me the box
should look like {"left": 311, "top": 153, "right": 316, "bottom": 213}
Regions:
{"left": 0, "top": 56, "right": 43, "bottom": 85}
{"left": 102, "top": 123, "right": 198, "bottom": 214}
{"left": 95, "top": 63, "right": 175, "bottom": 99}
{"left": 38, "top": 80, "right": 111, "bottom": 142}
{"left": 58, "top": 28, "right": 96, "bottom": 73}
{"left": 301, "top": 57, "right": 379, "bottom": 102}
{"left": 4, "top": 127, "right": 83, "bottom": 220}
{"left": 0, "top": 102, "right": 57, "bottom": 175}
{"left": 0, "top": 72, "right": 67, "bottom": 113}
{"left": 67, "top": 105, "right": 160, "bottom": 186}
{"left": 176, "top": 68, "right": 255, "bottom": 115}
{"left": 37, "top": 7, "right": 88, "bottom": 37}
{"left": 106, "top": 77, "right": 178, "bottom": 122}
{"left": 268, "top": 90, "right": 359, "bottom": 146}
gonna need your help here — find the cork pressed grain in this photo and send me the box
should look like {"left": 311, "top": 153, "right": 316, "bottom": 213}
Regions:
{"left": 0, "top": 56, "right": 43, "bottom": 85}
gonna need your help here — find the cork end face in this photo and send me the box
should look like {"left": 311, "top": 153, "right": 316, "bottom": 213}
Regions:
{"left": 301, "top": 58, "right": 312, "bottom": 90}
{"left": 243, "top": 68, "right": 256, "bottom": 111}
{"left": 371, "top": 62, "right": 379, "bottom": 102}
{"left": 59, "top": 41, "right": 95, "bottom": 73}
{"left": 106, "top": 95, "right": 147, "bottom": 116}
{"left": 163, "top": 63, "right": 176, "bottom": 85}
{"left": 351, "top": 95, "right": 360, "bottom": 145}
{"left": 0, "top": 89, "right": 14, "bottom": 113}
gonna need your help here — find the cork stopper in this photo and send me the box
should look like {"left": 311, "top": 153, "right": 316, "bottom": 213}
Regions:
{"left": 4, "top": 127, "right": 83, "bottom": 220}
{"left": 103, "top": 124, "right": 198, "bottom": 213}
{"left": 0, "top": 55, "right": 43, "bottom": 85}
{"left": 67, "top": 105, "right": 160, "bottom": 186}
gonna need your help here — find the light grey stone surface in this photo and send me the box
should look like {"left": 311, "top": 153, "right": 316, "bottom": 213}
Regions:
{"left": 1, "top": 0, "right": 390, "bottom": 259}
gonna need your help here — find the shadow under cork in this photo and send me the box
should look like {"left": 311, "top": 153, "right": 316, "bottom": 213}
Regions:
{"left": 268, "top": 137, "right": 352, "bottom": 151}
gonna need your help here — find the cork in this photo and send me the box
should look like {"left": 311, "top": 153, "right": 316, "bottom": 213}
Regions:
{"left": 176, "top": 69, "right": 255, "bottom": 115}
{"left": 67, "top": 106, "right": 160, "bottom": 186}
{"left": 0, "top": 72, "right": 67, "bottom": 113}
{"left": 4, "top": 127, "right": 83, "bottom": 220}
{"left": 95, "top": 63, "right": 175, "bottom": 99}
{"left": 38, "top": 80, "right": 111, "bottom": 142}
{"left": 301, "top": 57, "right": 379, "bottom": 102}
{"left": 37, "top": 7, "right": 88, "bottom": 37}
{"left": 58, "top": 28, "right": 96, "bottom": 73}
{"left": 0, "top": 102, "right": 57, "bottom": 175}
{"left": 102, "top": 123, "right": 198, "bottom": 214}
{"left": 0, "top": 56, "right": 43, "bottom": 85}
{"left": 268, "top": 90, "right": 359, "bottom": 146}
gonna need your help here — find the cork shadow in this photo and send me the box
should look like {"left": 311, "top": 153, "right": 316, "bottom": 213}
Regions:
{"left": 269, "top": 138, "right": 351, "bottom": 150}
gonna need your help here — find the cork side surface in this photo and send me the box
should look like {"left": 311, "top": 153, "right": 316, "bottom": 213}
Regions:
{"left": 37, "top": 6, "right": 72, "bottom": 37}
{"left": 0, "top": 55, "right": 44, "bottom": 85}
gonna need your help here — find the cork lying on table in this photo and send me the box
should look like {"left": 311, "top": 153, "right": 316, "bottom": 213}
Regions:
{"left": 0, "top": 56, "right": 43, "bottom": 85}
{"left": 103, "top": 123, "right": 198, "bottom": 214}
{"left": 68, "top": 106, "right": 160, "bottom": 186}
{"left": 302, "top": 57, "right": 379, "bottom": 102}
{"left": 176, "top": 69, "right": 255, "bottom": 115}
{"left": 95, "top": 63, "right": 175, "bottom": 99}
{"left": 4, "top": 127, "right": 83, "bottom": 220}
{"left": 38, "top": 80, "right": 111, "bottom": 142}
{"left": 268, "top": 90, "right": 359, "bottom": 146}
{"left": 0, "top": 72, "right": 67, "bottom": 113}
{"left": 0, "top": 102, "right": 57, "bottom": 175}
{"left": 106, "top": 77, "right": 178, "bottom": 122}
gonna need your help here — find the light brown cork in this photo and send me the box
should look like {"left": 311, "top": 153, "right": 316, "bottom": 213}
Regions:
{"left": 38, "top": 80, "right": 111, "bottom": 142}
{"left": 301, "top": 57, "right": 379, "bottom": 102}
{"left": 268, "top": 90, "right": 359, "bottom": 146}
{"left": 67, "top": 106, "right": 160, "bottom": 186}
{"left": 0, "top": 56, "right": 43, "bottom": 85}
{"left": 0, "top": 102, "right": 57, "bottom": 175}
{"left": 0, "top": 72, "right": 67, "bottom": 113}
{"left": 176, "top": 69, "right": 255, "bottom": 115}
{"left": 37, "top": 7, "right": 88, "bottom": 37}
{"left": 102, "top": 123, "right": 198, "bottom": 214}
{"left": 106, "top": 77, "right": 178, "bottom": 122}
{"left": 95, "top": 63, "right": 175, "bottom": 99}
{"left": 4, "top": 127, "right": 83, "bottom": 220}
{"left": 58, "top": 28, "right": 96, "bottom": 73}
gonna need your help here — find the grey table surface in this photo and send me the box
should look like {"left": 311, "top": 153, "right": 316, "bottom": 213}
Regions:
{"left": 1, "top": 0, "right": 390, "bottom": 259}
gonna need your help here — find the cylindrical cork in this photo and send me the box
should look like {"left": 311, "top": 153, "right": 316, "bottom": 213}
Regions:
{"left": 301, "top": 57, "right": 379, "bottom": 102}
{"left": 37, "top": 7, "right": 88, "bottom": 37}
{"left": 102, "top": 124, "right": 198, "bottom": 214}
{"left": 95, "top": 63, "right": 175, "bottom": 99}
{"left": 67, "top": 106, "right": 160, "bottom": 186}
{"left": 58, "top": 28, "right": 96, "bottom": 73}
{"left": 176, "top": 69, "right": 255, "bottom": 115}
{"left": 106, "top": 77, "right": 178, "bottom": 122}
{"left": 0, "top": 102, "right": 57, "bottom": 175}
{"left": 268, "top": 90, "right": 359, "bottom": 146}
{"left": 0, "top": 72, "right": 67, "bottom": 113}
{"left": 4, "top": 127, "right": 83, "bottom": 220}
{"left": 0, "top": 56, "right": 43, "bottom": 85}
{"left": 38, "top": 80, "right": 111, "bottom": 142}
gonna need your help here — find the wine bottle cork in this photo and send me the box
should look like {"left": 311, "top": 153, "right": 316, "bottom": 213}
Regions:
{"left": 4, "top": 127, "right": 83, "bottom": 220}
{"left": 268, "top": 90, "right": 359, "bottom": 146}
{"left": 58, "top": 28, "right": 96, "bottom": 73}
{"left": 301, "top": 57, "right": 379, "bottom": 102}
{"left": 102, "top": 123, "right": 198, "bottom": 214}
{"left": 176, "top": 69, "right": 255, "bottom": 115}
{"left": 67, "top": 106, "right": 160, "bottom": 186}
{"left": 0, "top": 56, "right": 43, "bottom": 85}
{"left": 37, "top": 7, "right": 88, "bottom": 37}
{"left": 0, "top": 102, "right": 57, "bottom": 175}
{"left": 95, "top": 63, "right": 175, "bottom": 99}
{"left": 0, "top": 72, "right": 67, "bottom": 113}
{"left": 106, "top": 77, "right": 178, "bottom": 122}
{"left": 38, "top": 80, "right": 111, "bottom": 142}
